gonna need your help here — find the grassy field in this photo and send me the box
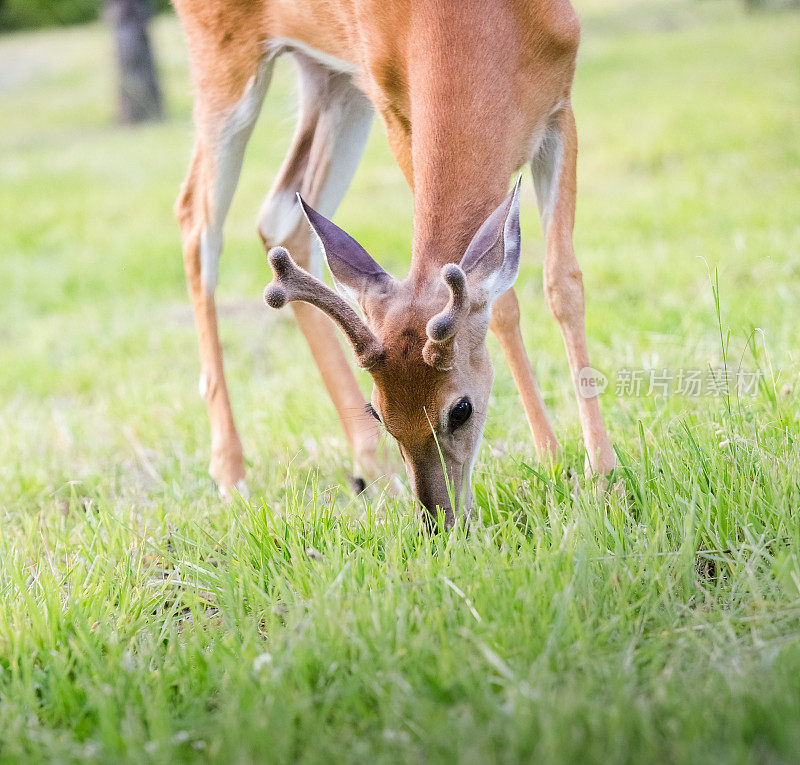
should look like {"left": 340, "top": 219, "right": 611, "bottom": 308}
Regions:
{"left": 1, "top": 0, "right": 800, "bottom": 761}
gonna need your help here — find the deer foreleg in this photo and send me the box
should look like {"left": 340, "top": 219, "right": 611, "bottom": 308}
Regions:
{"left": 533, "top": 106, "right": 615, "bottom": 476}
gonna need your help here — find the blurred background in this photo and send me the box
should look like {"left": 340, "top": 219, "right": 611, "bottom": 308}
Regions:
{"left": 1, "top": 0, "right": 799, "bottom": 505}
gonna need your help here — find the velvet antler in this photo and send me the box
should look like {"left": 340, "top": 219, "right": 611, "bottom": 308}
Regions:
{"left": 422, "top": 264, "right": 470, "bottom": 371}
{"left": 264, "top": 246, "right": 385, "bottom": 369}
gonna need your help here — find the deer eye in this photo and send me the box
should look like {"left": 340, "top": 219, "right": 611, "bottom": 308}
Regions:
{"left": 366, "top": 403, "right": 381, "bottom": 423}
{"left": 448, "top": 397, "right": 473, "bottom": 431}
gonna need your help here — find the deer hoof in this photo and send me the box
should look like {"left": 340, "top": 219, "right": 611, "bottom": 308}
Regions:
{"left": 216, "top": 478, "right": 249, "bottom": 502}
{"left": 350, "top": 476, "right": 367, "bottom": 494}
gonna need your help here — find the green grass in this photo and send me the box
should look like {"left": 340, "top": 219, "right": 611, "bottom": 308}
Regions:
{"left": 1, "top": 0, "right": 800, "bottom": 761}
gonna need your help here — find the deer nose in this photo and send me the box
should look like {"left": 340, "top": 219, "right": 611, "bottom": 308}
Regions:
{"left": 418, "top": 490, "right": 457, "bottom": 531}
{"left": 404, "top": 462, "right": 458, "bottom": 530}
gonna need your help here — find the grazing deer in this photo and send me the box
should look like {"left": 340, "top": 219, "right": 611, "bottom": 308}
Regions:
{"left": 173, "top": 0, "right": 615, "bottom": 525}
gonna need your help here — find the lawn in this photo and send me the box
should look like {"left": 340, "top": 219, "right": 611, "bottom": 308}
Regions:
{"left": 1, "top": 0, "right": 800, "bottom": 761}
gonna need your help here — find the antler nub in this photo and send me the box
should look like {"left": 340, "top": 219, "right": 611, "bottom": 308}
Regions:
{"left": 423, "top": 264, "right": 469, "bottom": 371}
{"left": 263, "top": 247, "right": 294, "bottom": 308}
{"left": 264, "top": 246, "right": 384, "bottom": 369}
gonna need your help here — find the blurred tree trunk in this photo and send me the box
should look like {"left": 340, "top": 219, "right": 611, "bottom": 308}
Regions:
{"left": 107, "top": 0, "right": 163, "bottom": 124}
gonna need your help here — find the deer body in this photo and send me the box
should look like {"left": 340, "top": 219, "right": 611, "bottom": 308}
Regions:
{"left": 173, "top": 0, "right": 614, "bottom": 523}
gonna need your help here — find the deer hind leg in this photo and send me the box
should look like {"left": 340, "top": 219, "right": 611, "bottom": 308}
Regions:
{"left": 258, "top": 56, "right": 384, "bottom": 487}
{"left": 176, "top": 57, "right": 273, "bottom": 498}
{"left": 532, "top": 105, "right": 615, "bottom": 476}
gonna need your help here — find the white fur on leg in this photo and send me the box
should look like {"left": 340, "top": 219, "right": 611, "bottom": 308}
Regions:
{"left": 531, "top": 120, "right": 565, "bottom": 234}
{"left": 265, "top": 37, "right": 358, "bottom": 76}
{"left": 218, "top": 478, "right": 250, "bottom": 501}
{"left": 257, "top": 189, "right": 305, "bottom": 249}
{"left": 200, "top": 58, "right": 274, "bottom": 296}
{"left": 256, "top": 64, "right": 373, "bottom": 283}
{"left": 200, "top": 226, "right": 223, "bottom": 296}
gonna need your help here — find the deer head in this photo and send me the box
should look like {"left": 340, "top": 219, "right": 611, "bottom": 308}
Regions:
{"left": 264, "top": 179, "right": 522, "bottom": 528}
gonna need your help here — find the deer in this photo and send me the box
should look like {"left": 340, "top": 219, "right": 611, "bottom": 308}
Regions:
{"left": 172, "top": 0, "right": 616, "bottom": 527}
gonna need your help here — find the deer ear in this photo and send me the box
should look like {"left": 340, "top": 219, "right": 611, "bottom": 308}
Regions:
{"left": 298, "top": 195, "right": 392, "bottom": 304}
{"left": 459, "top": 175, "right": 522, "bottom": 305}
